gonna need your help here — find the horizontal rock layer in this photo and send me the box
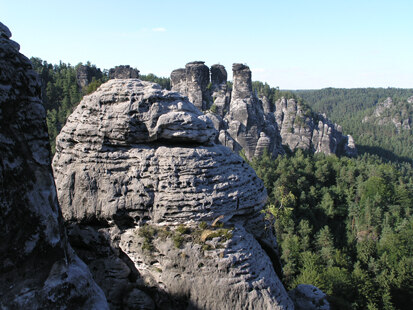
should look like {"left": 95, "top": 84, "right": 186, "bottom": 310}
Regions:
{"left": 171, "top": 61, "right": 357, "bottom": 159}
{"left": 53, "top": 79, "right": 293, "bottom": 309}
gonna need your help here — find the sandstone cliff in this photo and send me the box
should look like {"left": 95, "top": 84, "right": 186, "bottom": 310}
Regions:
{"left": 275, "top": 98, "right": 357, "bottom": 156}
{"left": 53, "top": 79, "right": 294, "bottom": 309}
{"left": 0, "top": 22, "right": 108, "bottom": 309}
{"left": 171, "top": 62, "right": 357, "bottom": 160}
{"left": 362, "top": 96, "right": 412, "bottom": 132}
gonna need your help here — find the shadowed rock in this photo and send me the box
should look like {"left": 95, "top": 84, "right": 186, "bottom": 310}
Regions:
{"left": 0, "top": 22, "right": 108, "bottom": 309}
{"left": 109, "top": 65, "right": 140, "bottom": 79}
{"left": 76, "top": 64, "right": 103, "bottom": 88}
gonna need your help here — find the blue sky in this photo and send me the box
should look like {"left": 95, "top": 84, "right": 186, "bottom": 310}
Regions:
{"left": 1, "top": 0, "right": 412, "bottom": 89}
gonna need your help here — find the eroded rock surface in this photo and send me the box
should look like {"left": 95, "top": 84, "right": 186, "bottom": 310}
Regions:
{"left": 288, "top": 284, "right": 330, "bottom": 310}
{"left": 275, "top": 98, "right": 356, "bottom": 155}
{"left": 362, "top": 96, "right": 412, "bottom": 132}
{"left": 53, "top": 78, "right": 293, "bottom": 309}
{"left": 0, "top": 22, "right": 108, "bottom": 309}
{"left": 170, "top": 61, "right": 357, "bottom": 160}
{"left": 109, "top": 65, "right": 140, "bottom": 79}
{"left": 76, "top": 64, "right": 103, "bottom": 88}
{"left": 171, "top": 61, "right": 210, "bottom": 111}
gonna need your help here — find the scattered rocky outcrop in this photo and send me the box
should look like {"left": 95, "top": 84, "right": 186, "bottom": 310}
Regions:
{"left": 109, "top": 65, "right": 140, "bottom": 79}
{"left": 275, "top": 98, "right": 357, "bottom": 156}
{"left": 0, "top": 22, "right": 108, "bottom": 309}
{"left": 288, "top": 284, "right": 330, "bottom": 310}
{"left": 170, "top": 61, "right": 355, "bottom": 160}
{"left": 362, "top": 96, "right": 412, "bottom": 132}
{"left": 76, "top": 64, "right": 103, "bottom": 88}
{"left": 53, "top": 78, "right": 294, "bottom": 309}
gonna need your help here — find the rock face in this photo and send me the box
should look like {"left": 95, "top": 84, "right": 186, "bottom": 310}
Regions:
{"left": 362, "top": 96, "right": 412, "bottom": 132}
{"left": 109, "top": 65, "right": 140, "bottom": 79}
{"left": 0, "top": 22, "right": 108, "bottom": 309}
{"left": 170, "top": 61, "right": 356, "bottom": 160}
{"left": 171, "top": 61, "right": 210, "bottom": 111}
{"left": 275, "top": 98, "right": 356, "bottom": 155}
{"left": 76, "top": 64, "right": 103, "bottom": 88}
{"left": 224, "top": 64, "right": 284, "bottom": 159}
{"left": 53, "top": 79, "right": 294, "bottom": 309}
{"left": 288, "top": 284, "right": 330, "bottom": 310}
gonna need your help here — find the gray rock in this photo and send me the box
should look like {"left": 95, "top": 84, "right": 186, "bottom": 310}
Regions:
{"left": 76, "top": 64, "right": 103, "bottom": 88}
{"left": 223, "top": 63, "right": 284, "bottom": 159}
{"left": 171, "top": 61, "right": 356, "bottom": 159}
{"left": 170, "top": 68, "right": 187, "bottom": 95}
{"left": 210, "top": 64, "right": 230, "bottom": 116}
{"left": 289, "top": 284, "right": 330, "bottom": 310}
{"left": 362, "top": 96, "right": 412, "bottom": 133}
{"left": 0, "top": 23, "right": 108, "bottom": 309}
{"left": 210, "top": 64, "right": 227, "bottom": 89}
{"left": 109, "top": 65, "right": 140, "bottom": 79}
{"left": 231, "top": 63, "right": 253, "bottom": 100}
{"left": 171, "top": 61, "right": 210, "bottom": 111}
{"left": 275, "top": 97, "right": 355, "bottom": 156}
{"left": 53, "top": 79, "right": 294, "bottom": 310}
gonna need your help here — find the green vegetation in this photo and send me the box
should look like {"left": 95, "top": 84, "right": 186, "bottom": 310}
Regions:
{"left": 209, "top": 104, "right": 218, "bottom": 114}
{"left": 249, "top": 149, "right": 413, "bottom": 310}
{"left": 30, "top": 58, "right": 107, "bottom": 153}
{"left": 295, "top": 88, "right": 413, "bottom": 163}
{"left": 137, "top": 223, "right": 233, "bottom": 251}
{"left": 139, "top": 73, "right": 171, "bottom": 90}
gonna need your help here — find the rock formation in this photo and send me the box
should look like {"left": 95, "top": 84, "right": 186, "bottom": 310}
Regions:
{"left": 275, "top": 98, "right": 357, "bottom": 155}
{"left": 76, "top": 64, "right": 103, "bottom": 88}
{"left": 171, "top": 61, "right": 210, "bottom": 111}
{"left": 288, "top": 285, "right": 330, "bottom": 310}
{"left": 223, "top": 64, "right": 284, "bottom": 159}
{"left": 362, "top": 96, "right": 412, "bottom": 132}
{"left": 109, "top": 65, "right": 140, "bottom": 79}
{"left": 170, "top": 61, "right": 357, "bottom": 160}
{"left": 0, "top": 22, "right": 108, "bottom": 309}
{"left": 53, "top": 79, "right": 294, "bottom": 309}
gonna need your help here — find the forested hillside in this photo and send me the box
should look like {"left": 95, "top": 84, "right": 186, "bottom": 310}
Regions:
{"left": 30, "top": 58, "right": 413, "bottom": 309}
{"left": 295, "top": 88, "right": 413, "bottom": 163}
{"left": 249, "top": 150, "right": 413, "bottom": 310}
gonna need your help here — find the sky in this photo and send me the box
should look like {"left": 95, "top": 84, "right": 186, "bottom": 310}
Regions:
{"left": 1, "top": 0, "right": 412, "bottom": 89}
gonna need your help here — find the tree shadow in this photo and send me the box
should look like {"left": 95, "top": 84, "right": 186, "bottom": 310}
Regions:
{"left": 357, "top": 144, "right": 413, "bottom": 165}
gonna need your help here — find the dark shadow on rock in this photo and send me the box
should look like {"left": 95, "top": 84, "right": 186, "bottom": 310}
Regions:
{"left": 66, "top": 223, "right": 201, "bottom": 310}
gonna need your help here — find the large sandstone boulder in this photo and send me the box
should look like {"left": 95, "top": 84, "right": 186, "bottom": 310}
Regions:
{"left": 0, "top": 21, "right": 108, "bottom": 309}
{"left": 53, "top": 78, "right": 294, "bottom": 309}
